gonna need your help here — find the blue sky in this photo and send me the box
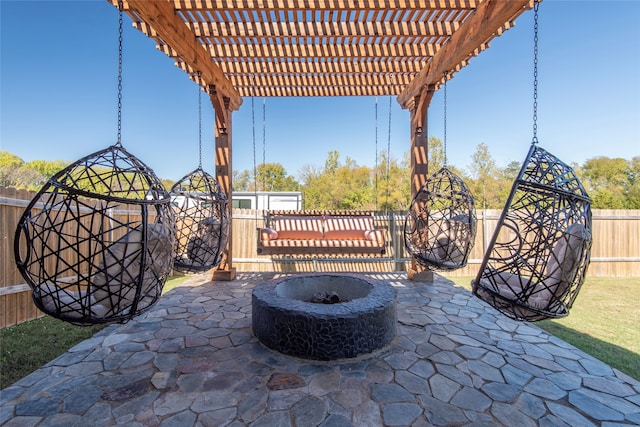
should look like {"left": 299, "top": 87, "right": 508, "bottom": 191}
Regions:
{"left": 1, "top": 0, "right": 639, "bottom": 182}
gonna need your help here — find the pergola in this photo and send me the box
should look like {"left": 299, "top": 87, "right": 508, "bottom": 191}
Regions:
{"left": 109, "top": 0, "right": 534, "bottom": 280}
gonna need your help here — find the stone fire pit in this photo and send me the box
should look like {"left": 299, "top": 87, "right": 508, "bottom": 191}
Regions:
{"left": 252, "top": 273, "right": 397, "bottom": 360}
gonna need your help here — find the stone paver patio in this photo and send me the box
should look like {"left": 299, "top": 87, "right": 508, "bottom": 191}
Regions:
{"left": 1, "top": 272, "right": 639, "bottom": 426}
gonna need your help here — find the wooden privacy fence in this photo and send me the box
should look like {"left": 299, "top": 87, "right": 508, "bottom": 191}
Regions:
{"left": 232, "top": 209, "right": 640, "bottom": 278}
{"left": 2, "top": 186, "right": 639, "bottom": 328}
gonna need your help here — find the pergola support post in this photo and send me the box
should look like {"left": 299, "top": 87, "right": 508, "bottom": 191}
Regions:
{"left": 212, "top": 92, "right": 236, "bottom": 281}
{"left": 408, "top": 87, "right": 436, "bottom": 282}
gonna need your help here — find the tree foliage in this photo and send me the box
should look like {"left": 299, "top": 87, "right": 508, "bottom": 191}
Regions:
{"left": 373, "top": 150, "right": 410, "bottom": 211}
{"left": 581, "top": 156, "right": 640, "bottom": 208}
{"left": 3, "top": 147, "right": 639, "bottom": 210}
{"left": 0, "top": 150, "right": 69, "bottom": 191}
{"left": 255, "top": 163, "right": 300, "bottom": 192}
{"left": 465, "top": 143, "right": 504, "bottom": 209}
{"left": 232, "top": 169, "right": 251, "bottom": 191}
{"left": 427, "top": 136, "right": 446, "bottom": 173}
{"left": 301, "top": 151, "right": 372, "bottom": 210}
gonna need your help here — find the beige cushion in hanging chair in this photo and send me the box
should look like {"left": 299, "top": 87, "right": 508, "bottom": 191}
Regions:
{"left": 40, "top": 282, "right": 109, "bottom": 319}
{"left": 478, "top": 222, "right": 589, "bottom": 311}
{"left": 186, "top": 215, "right": 230, "bottom": 266}
{"left": 540, "top": 222, "right": 590, "bottom": 304}
{"left": 412, "top": 215, "right": 470, "bottom": 267}
{"left": 91, "top": 222, "right": 173, "bottom": 315}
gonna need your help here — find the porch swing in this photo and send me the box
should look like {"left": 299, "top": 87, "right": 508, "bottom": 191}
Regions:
{"left": 13, "top": 3, "right": 175, "bottom": 325}
{"left": 171, "top": 73, "right": 230, "bottom": 273}
{"left": 403, "top": 74, "right": 477, "bottom": 271}
{"left": 257, "top": 97, "right": 388, "bottom": 256}
{"left": 472, "top": 0, "right": 592, "bottom": 321}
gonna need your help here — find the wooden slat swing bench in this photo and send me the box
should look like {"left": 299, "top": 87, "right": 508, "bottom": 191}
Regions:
{"left": 257, "top": 210, "right": 386, "bottom": 256}
{"left": 253, "top": 98, "right": 389, "bottom": 257}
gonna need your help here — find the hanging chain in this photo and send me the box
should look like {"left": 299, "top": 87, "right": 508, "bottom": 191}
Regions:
{"left": 116, "top": 1, "right": 123, "bottom": 146}
{"left": 262, "top": 97, "right": 266, "bottom": 191}
{"left": 251, "top": 92, "right": 257, "bottom": 192}
{"left": 385, "top": 96, "right": 392, "bottom": 211}
{"left": 443, "top": 72, "right": 448, "bottom": 167}
{"left": 374, "top": 97, "right": 379, "bottom": 209}
{"left": 197, "top": 71, "right": 203, "bottom": 168}
{"left": 532, "top": 0, "right": 540, "bottom": 145}
{"left": 251, "top": 76, "right": 259, "bottom": 217}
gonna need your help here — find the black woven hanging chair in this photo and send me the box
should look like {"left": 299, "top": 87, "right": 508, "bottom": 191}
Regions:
{"left": 472, "top": 1, "right": 592, "bottom": 322}
{"left": 472, "top": 144, "right": 592, "bottom": 321}
{"left": 14, "top": 144, "right": 176, "bottom": 325}
{"left": 171, "top": 167, "right": 230, "bottom": 273}
{"left": 404, "top": 166, "right": 477, "bottom": 271}
{"left": 403, "top": 72, "right": 477, "bottom": 271}
{"left": 170, "top": 74, "right": 230, "bottom": 273}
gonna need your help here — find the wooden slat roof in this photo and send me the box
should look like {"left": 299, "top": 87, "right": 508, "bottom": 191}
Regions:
{"left": 111, "top": 0, "right": 534, "bottom": 110}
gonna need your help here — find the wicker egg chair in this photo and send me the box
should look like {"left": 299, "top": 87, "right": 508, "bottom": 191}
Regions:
{"left": 472, "top": 145, "right": 592, "bottom": 321}
{"left": 14, "top": 144, "right": 175, "bottom": 325}
{"left": 171, "top": 167, "right": 230, "bottom": 273}
{"left": 404, "top": 166, "right": 477, "bottom": 271}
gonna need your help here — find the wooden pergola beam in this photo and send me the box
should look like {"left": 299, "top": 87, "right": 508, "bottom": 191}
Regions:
{"left": 171, "top": 0, "right": 479, "bottom": 10}
{"left": 398, "top": 0, "right": 532, "bottom": 108}
{"left": 230, "top": 74, "right": 415, "bottom": 88}
{"left": 230, "top": 85, "right": 409, "bottom": 98}
{"left": 213, "top": 60, "right": 429, "bottom": 75}
{"left": 186, "top": 20, "right": 458, "bottom": 39}
{"left": 203, "top": 42, "right": 443, "bottom": 60}
{"left": 124, "top": 0, "right": 242, "bottom": 111}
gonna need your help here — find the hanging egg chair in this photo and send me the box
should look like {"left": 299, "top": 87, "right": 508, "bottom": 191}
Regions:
{"left": 403, "top": 73, "right": 477, "bottom": 271}
{"left": 472, "top": 145, "right": 592, "bottom": 321}
{"left": 171, "top": 167, "right": 230, "bottom": 273}
{"left": 170, "top": 73, "right": 230, "bottom": 273}
{"left": 472, "top": 1, "right": 592, "bottom": 322}
{"left": 404, "top": 166, "right": 477, "bottom": 270}
{"left": 14, "top": 144, "right": 176, "bottom": 325}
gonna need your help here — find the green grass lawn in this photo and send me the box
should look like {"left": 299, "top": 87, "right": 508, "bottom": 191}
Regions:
{"left": 1, "top": 274, "right": 638, "bottom": 389}
{"left": 445, "top": 275, "right": 640, "bottom": 381}
{"left": 0, "top": 273, "right": 187, "bottom": 389}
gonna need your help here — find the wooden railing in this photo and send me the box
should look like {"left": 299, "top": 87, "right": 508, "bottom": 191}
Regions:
{"left": 2, "top": 186, "right": 639, "bottom": 328}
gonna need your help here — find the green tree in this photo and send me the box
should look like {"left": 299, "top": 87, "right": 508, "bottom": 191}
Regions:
{"left": 626, "top": 156, "right": 640, "bottom": 208}
{"left": 301, "top": 151, "right": 375, "bottom": 210}
{"left": 502, "top": 161, "right": 522, "bottom": 182}
{"left": 324, "top": 150, "right": 340, "bottom": 174}
{"left": 255, "top": 163, "right": 300, "bottom": 192}
{"left": 427, "top": 136, "right": 445, "bottom": 174}
{"left": 373, "top": 150, "right": 410, "bottom": 210}
{"left": 0, "top": 150, "right": 25, "bottom": 187}
{"left": 492, "top": 160, "right": 522, "bottom": 205}
{"left": 25, "top": 159, "right": 68, "bottom": 179}
{"left": 467, "top": 142, "right": 501, "bottom": 209}
{"left": 582, "top": 157, "right": 633, "bottom": 208}
{"left": 161, "top": 179, "right": 175, "bottom": 192}
{"left": 0, "top": 151, "right": 23, "bottom": 168}
{"left": 0, "top": 152, "right": 71, "bottom": 190}
{"left": 335, "top": 163, "right": 373, "bottom": 210}
{"left": 232, "top": 169, "right": 251, "bottom": 191}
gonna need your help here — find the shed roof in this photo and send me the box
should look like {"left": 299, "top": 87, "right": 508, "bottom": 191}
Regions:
{"left": 111, "top": 0, "right": 534, "bottom": 110}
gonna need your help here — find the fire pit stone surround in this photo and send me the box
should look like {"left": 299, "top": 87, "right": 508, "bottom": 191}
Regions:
{"left": 252, "top": 273, "right": 397, "bottom": 360}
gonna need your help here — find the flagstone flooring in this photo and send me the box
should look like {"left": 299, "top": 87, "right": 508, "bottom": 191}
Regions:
{"left": 1, "top": 272, "right": 638, "bottom": 426}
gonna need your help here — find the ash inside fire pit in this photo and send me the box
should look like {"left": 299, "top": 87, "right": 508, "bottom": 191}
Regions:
{"left": 252, "top": 273, "right": 397, "bottom": 360}
{"left": 310, "top": 291, "right": 347, "bottom": 304}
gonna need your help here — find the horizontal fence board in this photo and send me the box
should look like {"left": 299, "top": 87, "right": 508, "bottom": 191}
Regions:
{"left": 1, "top": 187, "right": 638, "bottom": 328}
